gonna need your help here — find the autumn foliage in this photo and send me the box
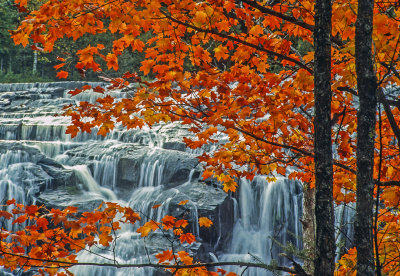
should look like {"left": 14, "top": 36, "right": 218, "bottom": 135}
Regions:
{"left": 5, "top": 0, "right": 400, "bottom": 274}
{"left": 0, "top": 199, "right": 221, "bottom": 276}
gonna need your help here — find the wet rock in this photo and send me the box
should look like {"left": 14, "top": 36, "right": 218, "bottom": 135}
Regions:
{"left": 0, "top": 142, "right": 74, "bottom": 193}
{"left": 162, "top": 141, "right": 186, "bottom": 152}
{"left": 177, "top": 182, "right": 234, "bottom": 250}
{"left": 37, "top": 189, "right": 104, "bottom": 213}
{"left": 148, "top": 181, "right": 235, "bottom": 251}
{"left": 64, "top": 142, "right": 199, "bottom": 191}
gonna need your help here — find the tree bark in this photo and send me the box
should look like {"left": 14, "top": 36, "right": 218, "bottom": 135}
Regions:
{"left": 301, "top": 183, "right": 315, "bottom": 275}
{"left": 313, "top": 0, "right": 335, "bottom": 273}
{"left": 8, "top": 54, "right": 12, "bottom": 73}
{"left": 33, "top": 46, "right": 38, "bottom": 74}
{"left": 354, "top": 0, "right": 377, "bottom": 274}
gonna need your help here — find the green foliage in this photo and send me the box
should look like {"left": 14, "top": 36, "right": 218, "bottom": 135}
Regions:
{"left": 0, "top": 71, "right": 53, "bottom": 83}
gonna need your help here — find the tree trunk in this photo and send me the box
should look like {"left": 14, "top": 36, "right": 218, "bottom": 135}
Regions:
{"left": 33, "top": 46, "right": 38, "bottom": 74}
{"left": 8, "top": 54, "right": 12, "bottom": 73}
{"left": 1, "top": 56, "right": 3, "bottom": 75}
{"left": 313, "top": 0, "right": 335, "bottom": 273}
{"left": 301, "top": 183, "right": 315, "bottom": 275}
{"left": 354, "top": 0, "right": 377, "bottom": 274}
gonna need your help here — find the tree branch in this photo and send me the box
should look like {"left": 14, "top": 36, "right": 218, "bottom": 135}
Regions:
{"left": 232, "top": 125, "right": 357, "bottom": 174}
{"left": 240, "top": 0, "right": 344, "bottom": 47}
{"left": 160, "top": 10, "right": 313, "bottom": 74}
{"left": 377, "top": 88, "right": 400, "bottom": 149}
{"left": 0, "top": 250, "right": 301, "bottom": 275}
{"left": 376, "top": 180, "right": 400, "bottom": 187}
{"left": 241, "top": 0, "right": 314, "bottom": 31}
{"left": 338, "top": 85, "right": 400, "bottom": 109}
{"left": 281, "top": 253, "right": 310, "bottom": 276}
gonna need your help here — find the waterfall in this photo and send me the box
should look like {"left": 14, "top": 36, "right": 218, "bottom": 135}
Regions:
{"left": 335, "top": 202, "right": 355, "bottom": 261}
{"left": 0, "top": 82, "right": 325, "bottom": 276}
{"left": 219, "top": 177, "right": 303, "bottom": 276}
{"left": 67, "top": 165, "right": 117, "bottom": 201}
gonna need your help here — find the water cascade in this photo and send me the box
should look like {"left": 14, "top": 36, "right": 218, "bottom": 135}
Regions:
{"left": 219, "top": 177, "right": 303, "bottom": 276}
{"left": 0, "top": 82, "right": 308, "bottom": 275}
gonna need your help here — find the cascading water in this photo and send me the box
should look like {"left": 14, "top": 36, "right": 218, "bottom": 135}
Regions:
{"left": 0, "top": 82, "right": 315, "bottom": 276}
{"left": 219, "top": 177, "right": 303, "bottom": 276}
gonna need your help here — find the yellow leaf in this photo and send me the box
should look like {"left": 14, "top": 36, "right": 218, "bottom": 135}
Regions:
{"left": 178, "top": 200, "right": 189, "bottom": 205}
{"left": 136, "top": 220, "right": 160, "bottom": 237}
{"left": 223, "top": 178, "right": 238, "bottom": 193}
{"left": 199, "top": 217, "right": 213, "bottom": 228}
{"left": 214, "top": 45, "right": 229, "bottom": 61}
{"left": 387, "top": 166, "right": 394, "bottom": 178}
{"left": 249, "top": 25, "right": 264, "bottom": 37}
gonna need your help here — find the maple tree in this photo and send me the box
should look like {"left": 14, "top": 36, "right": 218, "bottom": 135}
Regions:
{"left": 4, "top": 0, "right": 400, "bottom": 274}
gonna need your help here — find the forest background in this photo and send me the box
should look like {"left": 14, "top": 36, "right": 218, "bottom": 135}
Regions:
{"left": 0, "top": 0, "right": 146, "bottom": 82}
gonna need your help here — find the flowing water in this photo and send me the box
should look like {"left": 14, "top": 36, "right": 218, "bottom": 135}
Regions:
{"left": 0, "top": 82, "right": 321, "bottom": 275}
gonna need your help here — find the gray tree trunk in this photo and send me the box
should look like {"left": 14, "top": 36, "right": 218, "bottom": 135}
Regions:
{"left": 33, "top": 47, "right": 38, "bottom": 73}
{"left": 313, "top": 0, "right": 335, "bottom": 273}
{"left": 354, "top": 0, "right": 377, "bottom": 274}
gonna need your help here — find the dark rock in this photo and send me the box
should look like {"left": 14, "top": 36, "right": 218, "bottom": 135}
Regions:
{"left": 0, "top": 142, "right": 74, "bottom": 192}
{"left": 175, "top": 182, "right": 234, "bottom": 250}
{"left": 162, "top": 141, "right": 186, "bottom": 152}
{"left": 51, "top": 87, "right": 65, "bottom": 98}
{"left": 39, "top": 164, "right": 74, "bottom": 187}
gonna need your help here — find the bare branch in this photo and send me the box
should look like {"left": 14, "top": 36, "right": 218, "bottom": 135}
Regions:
{"left": 377, "top": 88, "right": 400, "bottom": 149}
{"left": 0, "top": 250, "right": 301, "bottom": 275}
{"left": 377, "top": 180, "right": 400, "bottom": 187}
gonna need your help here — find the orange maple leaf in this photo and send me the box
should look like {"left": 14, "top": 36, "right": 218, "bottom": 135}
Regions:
{"left": 54, "top": 63, "right": 65, "bottom": 70}
{"left": 140, "top": 60, "right": 155, "bottom": 75}
{"left": 155, "top": 250, "right": 173, "bottom": 263}
{"left": 0, "top": 210, "right": 13, "bottom": 220}
{"left": 13, "top": 214, "right": 27, "bottom": 224}
{"left": 162, "top": 215, "right": 176, "bottom": 230}
{"left": 36, "top": 217, "right": 49, "bottom": 230}
{"left": 106, "top": 53, "right": 119, "bottom": 71}
{"left": 179, "top": 233, "right": 195, "bottom": 244}
{"left": 56, "top": 71, "right": 69, "bottom": 79}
